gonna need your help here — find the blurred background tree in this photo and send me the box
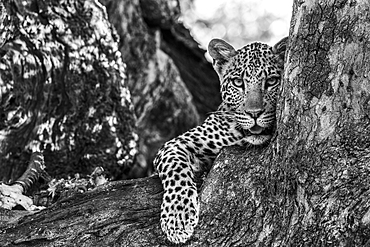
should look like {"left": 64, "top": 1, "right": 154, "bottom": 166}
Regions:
{"left": 180, "top": 0, "right": 292, "bottom": 50}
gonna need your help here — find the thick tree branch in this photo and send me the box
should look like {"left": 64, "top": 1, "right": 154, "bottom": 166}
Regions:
{"left": 0, "top": 176, "right": 165, "bottom": 246}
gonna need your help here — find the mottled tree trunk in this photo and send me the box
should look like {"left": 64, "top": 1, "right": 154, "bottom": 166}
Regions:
{"left": 1, "top": 0, "right": 370, "bottom": 246}
{"left": 0, "top": 0, "right": 138, "bottom": 181}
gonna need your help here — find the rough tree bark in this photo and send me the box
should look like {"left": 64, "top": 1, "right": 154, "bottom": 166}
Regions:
{"left": 0, "top": 0, "right": 138, "bottom": 181}
{"left": 196, "top": 0, "right": 370, "bottom": 245}
{"left": 2, "top": 0, "right": 370, "bottom": 246}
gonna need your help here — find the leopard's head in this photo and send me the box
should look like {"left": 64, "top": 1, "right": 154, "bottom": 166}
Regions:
{"left": 208, "top": 37, "right": 288, "bottom": 145}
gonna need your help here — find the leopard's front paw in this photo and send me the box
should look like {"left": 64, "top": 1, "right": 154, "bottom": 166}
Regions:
{"left": 160, "top": 186, "right": 199, "bottom": 243}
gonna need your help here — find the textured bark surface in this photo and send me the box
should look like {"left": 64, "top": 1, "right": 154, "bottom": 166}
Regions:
{"left": 198, "top": 0, "right": 370, "bottom": 246}
{"left": 2, "top": 0, "right": 370, "bottom": 246}
{"left": 0, "top": 0, "right": 138, "bottom": 181}
{"left": 101, "top": 0, "right": 220, "bottom": 171}
{"left": 0, "top": 177, "right": 164, "bottom": 246}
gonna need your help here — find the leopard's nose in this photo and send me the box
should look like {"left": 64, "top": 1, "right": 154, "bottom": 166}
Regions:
{"left": 246, "top": 110, "right": 264, "bottom": 119}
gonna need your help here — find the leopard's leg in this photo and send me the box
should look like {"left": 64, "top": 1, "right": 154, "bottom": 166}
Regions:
{"left": 154, "top": 142, "right": 200, "bottom": 244}
{"left": 154, "top": 114, "right": 246, "bottom": 243}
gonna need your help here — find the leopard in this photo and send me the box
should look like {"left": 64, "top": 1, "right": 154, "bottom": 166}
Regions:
{"left": 153, "top": 37, "right": 288, "bottom": 244}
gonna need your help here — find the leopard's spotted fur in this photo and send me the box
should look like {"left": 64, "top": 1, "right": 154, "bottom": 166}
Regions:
{"left": 154, "top": 37, "right": 288, "bottom": 244}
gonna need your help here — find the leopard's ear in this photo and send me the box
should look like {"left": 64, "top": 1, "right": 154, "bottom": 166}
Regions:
{"left": 208, "top": 38, "right": 237, "bottom": 62}
{"left": 208, "top": 39, "right": 237, "bottom": 79}
{"left": 272, "top": 36, "right": 288, "bottom": 65}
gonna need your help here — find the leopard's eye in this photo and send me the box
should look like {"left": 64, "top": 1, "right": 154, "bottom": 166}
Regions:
{"left": 265, "top": 77, "right": 280, "bottom": 87}
{"left": 231, "top": 79, "right": 244, "bottom": 88}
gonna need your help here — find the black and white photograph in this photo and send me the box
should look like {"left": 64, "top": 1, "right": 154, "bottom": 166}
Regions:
{"left": 0, "top": 0, "right": 369, "bottom": 246}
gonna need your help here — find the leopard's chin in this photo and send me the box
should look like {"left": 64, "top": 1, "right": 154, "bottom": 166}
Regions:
{"left": 242, "top": 125, "right": 274, "bottom": 145}
{"left": 244, "top": 134, "right": 272, "bottom": 145}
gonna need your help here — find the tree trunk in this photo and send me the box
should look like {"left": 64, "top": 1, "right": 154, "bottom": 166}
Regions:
{"left": 197, "top": 0, "right": 370, "bottom": 245}
{"left": 0, "top": 0, "right": 138, "bottom": 181}
{"left": 2, "top": 0, "right": 370, "bottom": 246}
{"left": 101, "top": 0, "right": 220, "bottom": 172}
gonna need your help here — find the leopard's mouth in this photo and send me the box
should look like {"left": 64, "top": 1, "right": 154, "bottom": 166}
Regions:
{"left": 243, "top": 125, "right": 274, "bottom": 136}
